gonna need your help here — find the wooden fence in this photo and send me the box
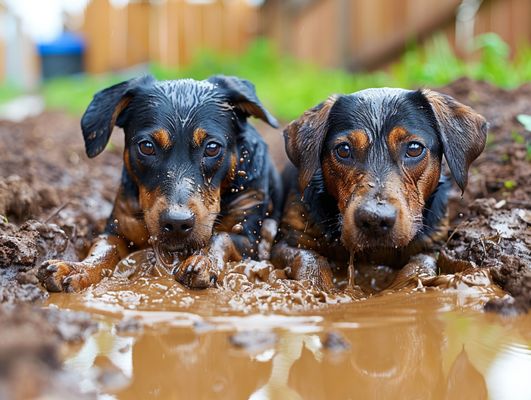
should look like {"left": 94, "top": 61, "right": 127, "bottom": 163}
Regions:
{"left": 260, "top": 0, "right": 531, "bottom": 70}
{"left": 1, "top": 0, "right": 530, "bottom": 82}
{"left": 82, "top": 0, "right": 258, "bottom": 74}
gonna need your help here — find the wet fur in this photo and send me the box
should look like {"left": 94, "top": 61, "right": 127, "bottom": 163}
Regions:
{"left": 273, "top": 88, "right": 487, "bottom": 289}
{"left": 40, "top": 75, "right": 282, "bottom": 292}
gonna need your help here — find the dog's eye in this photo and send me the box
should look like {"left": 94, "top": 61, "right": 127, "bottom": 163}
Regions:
{"left": 138, "top": 140, "right": 155, "bottom": 156}
{"left": 204, "top": 142, "right": 222, "bottom": 158}
{"left": 405, "top": 142, "right": 425, "bottom": 158}
{"left": 335, "top": 143, "right": 351, "bottom": 159}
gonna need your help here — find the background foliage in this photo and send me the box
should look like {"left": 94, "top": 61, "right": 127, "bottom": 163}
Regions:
{"left": 3, "top": 33, "right": 531, "bottom": 121}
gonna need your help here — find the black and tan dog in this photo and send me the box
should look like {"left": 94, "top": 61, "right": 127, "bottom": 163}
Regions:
{"left": 272, "top": 88, "right": 487, "bottom": 290}
{"left": 39, "top": 75, "right": 282, "bottom": 291}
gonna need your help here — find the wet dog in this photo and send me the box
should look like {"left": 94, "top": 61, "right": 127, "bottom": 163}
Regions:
{"left": 39, "top": 75, "right": 282, "bottom": 291}
{"left": 271, "top": 88, "right": 487, "bottom": 290}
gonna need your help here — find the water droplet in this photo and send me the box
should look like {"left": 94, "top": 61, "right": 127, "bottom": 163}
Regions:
{"left": 231, "top": 223, "right": 243, "bottom": 234}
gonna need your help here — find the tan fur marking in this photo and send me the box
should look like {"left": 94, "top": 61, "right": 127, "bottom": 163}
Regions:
{"left": 415, "top": 157, "right": 442, "bottom": 202}
{"left": 347, "top": 130, "right": 369, "bottom": 151}
{"left": 387, "top": 126, "right": 410, "bottom": 155}
{"left": 192, "top": 128, "right": 207, "bottom": 148}
{"left": 110, "top": 97, "right": 131, "bottom": 134}
{"left": 152, "top": 129, "right": 172, "bottom": 150}
{"left": 139, "top": 186, "right": 166, "bottom": 236}
{"left": 113, "top": 193, "right": 149, "bottom": 247}
{"left": 124, "top": 149, "right": 134, "bottom": 178}
{"left": 321, "top": 151, "right": 367, "bottom": 212}
{"left": 188, "top": 188, "right": 220, "bottom": 247}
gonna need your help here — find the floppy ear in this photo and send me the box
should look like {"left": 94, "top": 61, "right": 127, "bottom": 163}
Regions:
{"left": 81, "top": 75, "right": 155, "bottom": 158}
{"left": 207, "top": 75, "right": 279, "bottom": 128}
{"left": 421, "top": 89, "right": 488, "bottom": 192}
{"left": 284, "top": 95, "right": 338, "bottom": 192}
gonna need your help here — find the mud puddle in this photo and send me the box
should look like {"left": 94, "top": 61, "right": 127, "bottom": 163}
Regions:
{"left": 46, "top": 263, "right": 530, "bottom": 399}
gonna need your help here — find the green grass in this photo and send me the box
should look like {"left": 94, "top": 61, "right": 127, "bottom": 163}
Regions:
{"left": 41, "top": 74, "right": 124, "bottom": 115}
{"left": 0, "top": 84, "right": 22, "bottom": 103}
{"left": 2, "top": 33, "right": 530, "bottom": 121}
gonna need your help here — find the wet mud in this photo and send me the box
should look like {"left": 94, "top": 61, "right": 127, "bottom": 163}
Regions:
{"left": 0, "top": 79, "right": 530, "bottom": 398}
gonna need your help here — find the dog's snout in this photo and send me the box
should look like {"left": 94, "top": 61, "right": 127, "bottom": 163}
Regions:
{"left": 160, "top": 209, "right": 195, "bottom": 237}
{"left": 355, "top": 201, "right": 397, "bottom": 236}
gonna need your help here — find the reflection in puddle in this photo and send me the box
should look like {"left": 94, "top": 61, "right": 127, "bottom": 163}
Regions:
{"left": 48, "top": 291, "right": 531, "bottom": 400}
{"left": 46, "top": 250, "right": 531, "bottom": 399}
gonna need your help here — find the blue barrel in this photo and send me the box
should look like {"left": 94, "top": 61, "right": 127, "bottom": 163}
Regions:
{"left": 37, "top": 32, "right": 85, "bottom": 79}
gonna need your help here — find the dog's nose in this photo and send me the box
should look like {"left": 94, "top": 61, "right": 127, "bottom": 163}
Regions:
{"left": 160, "top": 209, "right": 195, "bottom": 237}
{"left": 355, "top": 201, "right": 397, "bottom": 236}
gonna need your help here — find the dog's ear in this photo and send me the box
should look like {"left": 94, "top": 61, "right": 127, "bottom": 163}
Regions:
{"left": 284, "top": 95, "right": 338, "bottom": 192}
{"left": 420, "top": 89, "right": 488, "bottom": 193}
{"left": 208, "top": 75, "right": 279, "bottom": 128}
{"left": 81, "top": 75, "right": 155, "bottom": 158}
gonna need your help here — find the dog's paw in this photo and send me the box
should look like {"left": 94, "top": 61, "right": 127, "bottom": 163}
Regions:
{"left": 173, "top": 255, "right": 219, "bottom": 289}
{"left": 38, "top": 260, "right": 95, "bottom": 292}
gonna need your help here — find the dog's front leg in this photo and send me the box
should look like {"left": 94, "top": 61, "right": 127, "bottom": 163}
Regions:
{"left": 173, "top": 232, "right": 242, "bottom": 289}
{"left": 384, "top": 254, "right": 438, "bottom": 292}
{"left": 271, "top": 241, "right": 334, "bottom": 291}
{"left": 39, "top": 234, "right": 129, "bottom": 292}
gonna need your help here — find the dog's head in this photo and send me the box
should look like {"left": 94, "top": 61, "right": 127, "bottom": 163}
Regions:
{"left": 81, "top": 75, "right": 277, "bottom": 254}
{"left": 285, "top": 88, "right": 487, "bottom": 252}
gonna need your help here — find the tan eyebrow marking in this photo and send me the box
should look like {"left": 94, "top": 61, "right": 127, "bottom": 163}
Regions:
{"left": 192, "top": 128, "right": 207, "bottom": 147}
{"left": 152, "top": 129, "right": 172, "bottom": 150}
{"left": 346, "top": 130, "right": 370, "bottom": 150}
{"left": 387, "top": 126, "right": 410, "bottom": 154}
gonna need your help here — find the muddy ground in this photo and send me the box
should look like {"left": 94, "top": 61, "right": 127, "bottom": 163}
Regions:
{"left": 0, "top": 78, "right": 530, "bottom": 398}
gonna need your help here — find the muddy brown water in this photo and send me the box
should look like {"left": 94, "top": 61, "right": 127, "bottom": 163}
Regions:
{"left": 44, "top": 251, "right": 531, "bottom": 400}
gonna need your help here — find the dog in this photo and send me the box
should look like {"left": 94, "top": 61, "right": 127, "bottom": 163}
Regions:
{"left": 271, "top": 88, "right": 487, "bottom": 290}
{"left": 39, "top": 75, "right": 282, "bottom": 291}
